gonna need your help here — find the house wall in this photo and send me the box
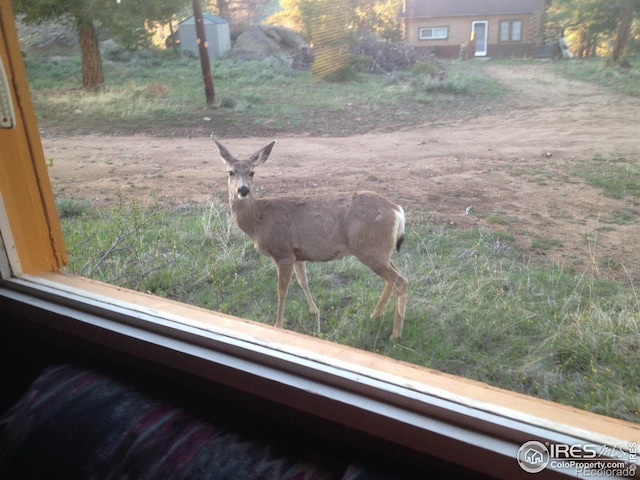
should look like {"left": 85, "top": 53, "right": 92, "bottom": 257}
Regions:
{"left": 404, "top": 12, "right": 543, "bottom": 58}
{"left": 210, "top": 22, "right": 231, "bottom": 58}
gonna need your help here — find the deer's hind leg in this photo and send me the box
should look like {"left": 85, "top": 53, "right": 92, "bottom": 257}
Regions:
{"left": 362, "top": 258, "right": 408, "bottom": 339}
{"left": 371, "top": 283, "right": 394, "bottom": 319}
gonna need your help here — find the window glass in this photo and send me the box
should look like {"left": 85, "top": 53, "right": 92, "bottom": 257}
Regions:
{"left": 419, "top": 27, "right": 448, "bottom": 40}
{"left": 512, "top": 20, "right": 522, "bottom": 42}
{"left": 499, "top": 21, "right": 510, "bottom": 42}
{"left": 7, "top": 0, "right": 640, "bottom": 429}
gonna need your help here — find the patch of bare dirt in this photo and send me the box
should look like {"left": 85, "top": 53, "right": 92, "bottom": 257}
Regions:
{"left": 44, "top": 62, "right": 640, "bottom": 281}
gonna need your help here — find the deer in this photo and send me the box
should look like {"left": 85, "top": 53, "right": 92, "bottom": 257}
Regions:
{"left": 215, "top": 139, "right": 408, "bottom": 339}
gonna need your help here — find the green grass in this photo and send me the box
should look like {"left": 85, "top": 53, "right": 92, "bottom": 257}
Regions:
{"left": 554, "top": 57, "right": 640, "bottom": 97}
{"left": 531, "top": 236, "right": 563, "bottom": 251}
{"left": 572, "top": 154, "right": 640, "bottom": 199}
{"left": 59, "top": 197, "right": 640, "bottom": 422}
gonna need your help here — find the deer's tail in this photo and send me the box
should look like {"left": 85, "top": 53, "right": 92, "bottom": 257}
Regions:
{"left": 395, "top": 207, "right": 406, "bottom": 252}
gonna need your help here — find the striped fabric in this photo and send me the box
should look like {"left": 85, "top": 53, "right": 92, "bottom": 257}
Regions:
{"left": 0, "top": 365, "right": 381, "bottom": 480}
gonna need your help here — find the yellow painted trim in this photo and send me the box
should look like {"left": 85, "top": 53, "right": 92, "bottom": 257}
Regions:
{"left": 0, "top": 0, "right": 67, "bottom": 274}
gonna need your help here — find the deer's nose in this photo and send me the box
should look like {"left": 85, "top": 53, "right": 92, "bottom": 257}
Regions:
{"left": 238, "top": 185, "right": 250, "bottom": 197}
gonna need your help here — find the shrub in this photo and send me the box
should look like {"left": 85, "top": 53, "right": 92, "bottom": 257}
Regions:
{"left": 411, "top": 61, "right": 439, "bottom": 76}
{"left": 322, "top": 64, "right": 359, "bottom": 83}
{"left": 56, "top": 197, "right": 91, "bottom": 218}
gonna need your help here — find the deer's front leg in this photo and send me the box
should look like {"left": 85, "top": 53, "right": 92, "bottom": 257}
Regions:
{"left": 294, "top": 261, "right": 320, "bottom": 332}
{"left": 274, "top": 259, "right": 294, "bottom": 328}
{"left": 293, "top": 261, "right": 320, "bottom": 315}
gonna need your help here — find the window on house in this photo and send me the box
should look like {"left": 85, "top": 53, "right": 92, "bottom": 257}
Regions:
{"left": 499, "top": 21, "right": 510, "bottom": 42}
{"left": 512, "top": 20, "right": 522, "bottom": 41}
{"left": 499, "top": 20, "right": 523, "bottom": 42}
{"left": 419, "top": 26, "right": 448, "bottom": 40}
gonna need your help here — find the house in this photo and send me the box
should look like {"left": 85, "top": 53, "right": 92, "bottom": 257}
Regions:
{"left": 401, "top": 0, "right": 546, "bottom": 58}
{"left": 178, "top": 13, "right": 230, "bottom": 59}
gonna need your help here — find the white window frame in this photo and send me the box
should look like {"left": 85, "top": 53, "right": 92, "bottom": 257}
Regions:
{"left": 512, "top": 20, "right": 522, "bottom": 42}
{"left": 419, "top": 26, "right": 448, "bottom": 40}
{"left": 499, "top": 20, "right": 523, "bottom": 42}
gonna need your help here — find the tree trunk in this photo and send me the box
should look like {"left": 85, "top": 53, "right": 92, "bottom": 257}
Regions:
{"left": 610, "top": 0, "right": 635, "bottom": 67}
{"left": 216, "top": 0, "right": 231, "bottom": 22}
{"left": 77, "top": 18, "right": 104, "bottom": 91}
{"left": 192, "top": 0, "right": 215, "bottom": 105}
{"left": 578, "top": 31, "right": 588, "bottom": 58}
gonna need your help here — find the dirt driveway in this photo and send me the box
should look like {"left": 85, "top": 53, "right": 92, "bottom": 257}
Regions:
{"left": 44, "top": 62, "right": 640, "bottom": 280}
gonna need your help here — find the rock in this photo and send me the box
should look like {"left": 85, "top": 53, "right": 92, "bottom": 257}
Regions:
{"left": 232, "top": 25, "right": 313, "bottom": 68}
{"left": 16, "top": 18, "right": 76, "bottom": 50}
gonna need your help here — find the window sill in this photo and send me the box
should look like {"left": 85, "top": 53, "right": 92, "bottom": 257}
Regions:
{"left": 2, "top": 272, "right": 638, "bottom": 478}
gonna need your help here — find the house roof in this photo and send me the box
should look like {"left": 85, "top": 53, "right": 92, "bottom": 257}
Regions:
{"left": 179, "top": 13, "right": 228, "bottom": 25}
{"left": 402, "top": 0, "right": 544, "bottom": 18}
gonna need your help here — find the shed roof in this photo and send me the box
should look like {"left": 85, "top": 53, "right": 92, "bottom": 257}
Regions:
{"left": 179, "top": 13, "right": 228, "bottom": 25}
{"left": 402, "top": 0, "right": 544, "bottom": 18}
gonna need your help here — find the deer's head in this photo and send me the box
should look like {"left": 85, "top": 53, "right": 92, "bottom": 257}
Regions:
{"left": 215, "top": 140, "right": 276, "bottom": 200}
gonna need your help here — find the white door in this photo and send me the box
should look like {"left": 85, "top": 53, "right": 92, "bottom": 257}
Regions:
{"left": 472, "top": 21, "right": 488, "bottom": 56}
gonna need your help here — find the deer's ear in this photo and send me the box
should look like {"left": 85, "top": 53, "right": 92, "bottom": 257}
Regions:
{"left": 214, "top": 140, "right": 235, "bottom": 164}
{"left": 252, "top": 141, "right": 276, "bottom": 166}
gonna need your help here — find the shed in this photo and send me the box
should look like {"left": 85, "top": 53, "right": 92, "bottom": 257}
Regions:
{"left": 401, "top": 0, "right": 545, "bottom": 58}
{"left": 178, "top": 13, "right": 231, "bottom": 60}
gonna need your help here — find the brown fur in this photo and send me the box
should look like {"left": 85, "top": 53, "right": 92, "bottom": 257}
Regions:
{"left": 215, "top": 140, "right": 408, "bottom": 339}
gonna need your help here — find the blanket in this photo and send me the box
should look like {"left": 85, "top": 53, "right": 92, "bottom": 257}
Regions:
{"left": 0, "top": 364, "right": 385, "bottom": 480}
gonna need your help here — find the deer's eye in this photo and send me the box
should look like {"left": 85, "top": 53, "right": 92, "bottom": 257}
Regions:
{"left": 249, "top": 171, "right": 255, "bottom": 178}
{"left": 228, "top": 171, "right": 235, "bottom": 177}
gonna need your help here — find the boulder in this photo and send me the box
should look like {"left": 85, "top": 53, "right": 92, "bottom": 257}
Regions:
{"left": 232, "top": 25, "right": 312, "bottom": 68}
